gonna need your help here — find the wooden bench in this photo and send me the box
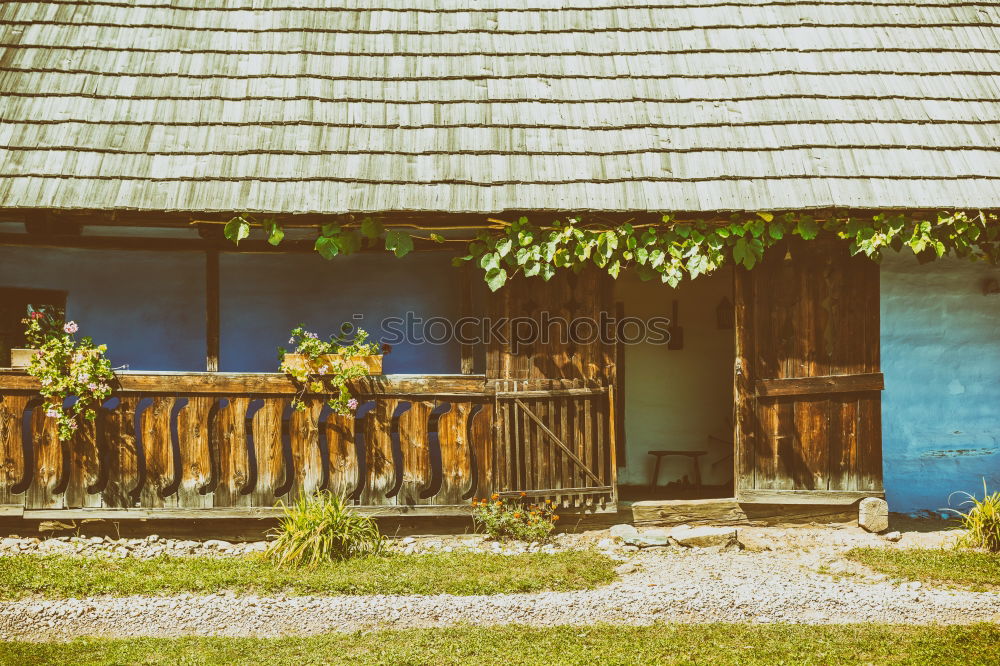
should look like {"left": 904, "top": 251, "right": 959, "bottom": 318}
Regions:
{"left": 647, "top": 450, "right": 707, "bottom": 490}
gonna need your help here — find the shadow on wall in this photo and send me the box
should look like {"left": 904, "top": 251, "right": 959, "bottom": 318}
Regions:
{"left": 881, "top": 252, "right": 1000, "bottom": 515}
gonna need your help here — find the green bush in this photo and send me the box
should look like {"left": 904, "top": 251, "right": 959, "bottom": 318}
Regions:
{"left": 266, "top": 491, "right": 385, "bottom": 567}
{"left": 949, "top": 480, "right": 1000, "bottom": 552}
{"left": 472, "top": 494, "right": 559, "bottom": 542}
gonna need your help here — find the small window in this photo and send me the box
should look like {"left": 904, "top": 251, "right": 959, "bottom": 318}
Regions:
{"left": 0, "top": 287, "right": 67, "bottom": 364}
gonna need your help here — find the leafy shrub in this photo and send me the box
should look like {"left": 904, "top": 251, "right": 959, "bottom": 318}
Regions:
{"left": 948, "top": 480, "right": 1000, "bottom": 552}
{"left": 472, "top": 493, "right": 559, "bottom": 542}
{"left": 267, "top": 492, "right": 385, "bottom": 567}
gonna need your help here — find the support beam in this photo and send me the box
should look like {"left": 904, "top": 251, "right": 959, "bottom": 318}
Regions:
{"left": 205, "top": 249, "right": 220, "bottom": 372}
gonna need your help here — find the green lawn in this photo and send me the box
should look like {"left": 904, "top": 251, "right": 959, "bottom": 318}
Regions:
{"left": 2, "top": 624, "right": 998, "bottom": 665}
{"left": 0, "top": 551, "right": 615, "bottom": 599}
{"left": 846, "top": 547, "right": 1000, "bottom": 590}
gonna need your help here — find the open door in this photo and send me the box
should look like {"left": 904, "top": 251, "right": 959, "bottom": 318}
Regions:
{"left": 734, "top": 238, "right": 884, "bottom": 504}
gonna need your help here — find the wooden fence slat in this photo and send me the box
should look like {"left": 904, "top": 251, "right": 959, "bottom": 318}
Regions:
{"left": 213, "top": 397, "right": 250, "bottom": 508}
{"left": 0, "top": 394, "right": 28, "bottom": 505}
{"left": 435, "top": 401, "right": 471, "bottom": 505}
{"left": 288, "top": 398, "right": 324, "bottom": 501}
{"left": 398, "top": 400, "right": 433, "bottom": 505}
{"left": 66, "top": 413, "right": 102, "bottom": 509}
{"left": 138, "top": 396, "right": 175, "bottom": 508}
{"left": 101, "top": 396, "right": 140, "bottom": 509}
{"left": 469, "top": 403, "right": 493, "bottom": 500}
{"left": 362, "top": 397, "right": 398, "bottom": 505}
{"left": 27, "top": 405, "right": 64, "bottom": 510}
{"left": 176, "top": 396, "right": 214, "bottom": 509}
{"left": 251, "top": 397, "right": 286, "bottom": 507}
{"left": 325, "top": 411, "right": 359, "bottom": 499}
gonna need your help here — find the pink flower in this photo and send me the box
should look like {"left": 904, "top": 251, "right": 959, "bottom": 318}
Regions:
{"left": 63, "top": 321, "right": 79, "bottom": 334}
{"left": 347, "top": 398, "right": 359, "bottom": 410}
{"left": 45, "top": 408, "right": 60, "bottom": 418}
{"left": 87, "top": 382, "right": 99, "bottom": 391}
{"left": 68, "top": 421, "right": 78, "bottom": 431}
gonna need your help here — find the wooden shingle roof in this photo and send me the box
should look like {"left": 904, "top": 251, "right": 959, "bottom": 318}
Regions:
{"left": 0, "top": 0, "right": 998, "bottom": 214}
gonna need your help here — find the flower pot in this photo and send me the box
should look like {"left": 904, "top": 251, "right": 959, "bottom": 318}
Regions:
{"left": 281, "top": 354, "right": 383, "bottom": 376}
{"left": 10, "top": 348, "right": 36, "bottom": 368}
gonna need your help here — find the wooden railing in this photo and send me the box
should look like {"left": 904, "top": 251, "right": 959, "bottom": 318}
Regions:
{"left": 0, "top": 372, "right": 494, "bottom": 517}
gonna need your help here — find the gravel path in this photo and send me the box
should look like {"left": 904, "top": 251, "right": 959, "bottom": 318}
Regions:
{"left": 2, "top": 543, "right": 998, "bottom": 640}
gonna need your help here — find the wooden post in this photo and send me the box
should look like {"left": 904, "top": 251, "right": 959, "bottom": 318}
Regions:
{"left": 733, "top": 266, "right": 754, "bottom": 498}
{"left": 459, "top": 264, "right": 476, "bottom": 374}
{"left": 205, "top": 249, "right": 220, "bottom": 372}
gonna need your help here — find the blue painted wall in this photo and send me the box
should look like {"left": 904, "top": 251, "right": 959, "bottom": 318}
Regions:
{"left": 219, "top": 251, "right": 461, "bottom": 373}
{"left": 0, "top": 246, "right": 205, "bottom": 370}
{"left": 0, "top": 247, "right": 461, "bottom": 374}
{"left": 880, "top": 253, "right": 1000, "bottom": 515}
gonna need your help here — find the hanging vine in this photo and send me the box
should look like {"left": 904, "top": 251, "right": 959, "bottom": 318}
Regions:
{"left": 224, "top": 210, "right": 1000, "bottom": 292}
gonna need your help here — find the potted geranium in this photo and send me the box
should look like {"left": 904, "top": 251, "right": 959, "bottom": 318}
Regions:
{"left": 20, "top": 306, "right": 115, "bottom": 441}
{"left": 278, "top": 325, "right": 387, "bottom": 414}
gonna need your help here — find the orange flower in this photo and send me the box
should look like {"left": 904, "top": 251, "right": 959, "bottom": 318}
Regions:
{"left": 495, "top": 501, "right": 502, "bottom": 507}
{"left": 513, "top": 512, "right": 522, "bottom": 519}
{"left": 520, "top": 491, "right": 527, "bottom": 497}
{"left": 545, "top": 499, "right": 553, "bottom": 504}
{"left": 553, "top": 515, "right": 560, "bottom": 521}
{"left": 491, "top": 493, "right": 499, "bottom": 500}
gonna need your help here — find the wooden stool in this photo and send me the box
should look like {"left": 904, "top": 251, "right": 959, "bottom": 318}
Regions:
{"left": 648, "top": 450, "right": 707, "bottom": 490}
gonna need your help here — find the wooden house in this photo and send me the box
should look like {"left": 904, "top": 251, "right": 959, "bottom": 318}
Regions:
{"left": 0, "top": 0, "right": 997, "bottom": 523}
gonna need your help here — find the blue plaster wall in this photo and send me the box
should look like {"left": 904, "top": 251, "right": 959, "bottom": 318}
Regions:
{"left": 219, "top": 251, "right": 460, "bottom": 373}
{"left": 0, "top": 246, "right": 205, "bottom": 370}
{"left": 0, "top": 247, "right": 461, "bottom": 374}
{"left": 881, "top": 253, "right": 1000, "bottom": 514}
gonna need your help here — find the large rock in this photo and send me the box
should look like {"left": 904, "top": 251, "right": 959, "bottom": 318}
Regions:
{"left": 630, "top": 528, "right": 672, "bottom": 548}
{"left": 669, "top": 525, "right": 738, "bottom": 548}
{"left": 609, "top": 524, "right": 639, "bottom": 541}
{"left": 858, "top": 497, "right": 889, "bottom": 533}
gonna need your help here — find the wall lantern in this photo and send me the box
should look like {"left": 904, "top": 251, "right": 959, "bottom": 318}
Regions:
{"left": 716, "top": 296, "right": 734, "bottom": 329}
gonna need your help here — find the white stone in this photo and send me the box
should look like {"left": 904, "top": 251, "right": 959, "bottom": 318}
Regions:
{"left": 609, "top": 524, "right": 639, "bottom": 541}
{"left": 203, "top": 539, "right": 233, "bottom": 550}
{"left": 858, "top": 497, "right": 890, "bottom": 533}
{"left": 669, "top": 525, "right": 738, "bottom": 548}
{"left": 883, "top": 531, "right": 902, "bottom": 542}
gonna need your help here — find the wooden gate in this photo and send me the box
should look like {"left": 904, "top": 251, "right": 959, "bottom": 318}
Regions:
{"left": 734, "top": 238, "right": 884, "bottom": 504}
{"left": 493, "top": 379, "right": 617, "bottom": 510}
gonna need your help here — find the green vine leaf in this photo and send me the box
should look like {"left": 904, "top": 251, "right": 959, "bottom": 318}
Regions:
{"left": 360, "top": 217, "right": 383, "bottom": 239}
{"left": 262, "top": 218, "right": 284, "bottom": 246}
{"left": 384, "top": 230, "right": 414, "bottom": 258}
{"left": 314, "top": 235, "right": 339, "bottom": 260}
{"left": 224, "top": 216, "right": 251, "bottom": 245}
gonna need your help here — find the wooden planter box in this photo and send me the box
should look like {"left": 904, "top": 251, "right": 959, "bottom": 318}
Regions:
{"left": 9, "top": 348, "right": 36, "bottom": 368}
{"left": 281, "top": 354, "right": 383, "bottom": 376}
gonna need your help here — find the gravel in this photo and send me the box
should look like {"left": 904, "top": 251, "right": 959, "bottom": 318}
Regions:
{"left": 1, "top": 524, "right": 996, "bottom": 640}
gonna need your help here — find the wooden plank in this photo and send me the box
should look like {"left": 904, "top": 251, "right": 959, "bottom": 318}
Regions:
{"left": 250, "top": 397, "right": 286, "bottom": 507}
{"left": 631, "top": 498, "right": 750, "bottom": 526}
{"left": 176, "top": 396, "right": 214, "bottom": 509}
{"left": 213, "top": 397, "right": 250, "bottom": 508}
{"left": 139, "top": 396, "right": 176, "bottom": 508}
{"left": 287, "top": 398, "right": 324, "bottom": 502}
{"left": 26, "top": 404, "right": 65, "bottom": 510}
{"left": 0, "top": 372, "right": 490, "bottom": 396}
{"left": 498, "top": 486, "right": 613, "bottom": 497}
{"left": 65, "top": 410, "right": 101, "bottom": 508}
{"left": 101, "top": 396, "right": 140, "bottom": 509}
{"left": 733, "top": 266, "right": 755, "bottom": 494}
{"left": 607, "top": 381, "right": 619, "bottom": 504}
{"left": 755, "top": 373, "right": 885, "bottom": 397}
{"left": 361, "top": 398, "right": 398, "bottom": 505}
{"left": 459, "top": 263, "right": 476, "bottom": 375}
{"left": 397, "top": 400, "right": 433, "bottom": 505}
{"left": 793, "top": 396, "right": 829, "bottom": 491}
{"left": 435, "top": 401, "right": 472, "bottom": 504}
{"left": 737, "top": 489, "right": 883, "bottom": 505}
{"left": 205, "top": 249, "right": 220, "bottom": 372}
{"left": 469, "top": 402, "right": 493, "bottom": 500}
{"left": 828, "top": 393, "right": 860, "bottom": 492}
{"left": 0, "top": 394, "right": 28, "bottom": 505}
{"left": 325, "top": 411, "right": 360, "bottom": 500}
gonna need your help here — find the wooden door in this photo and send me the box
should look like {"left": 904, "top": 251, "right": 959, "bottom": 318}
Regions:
{"left": 734, "top": 238, "right": 884, "bottom": 504}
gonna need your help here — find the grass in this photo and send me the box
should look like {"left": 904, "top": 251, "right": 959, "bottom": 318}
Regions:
{"left": 1, "top": 624, "right": 998, "bottom": 665}
{"left": 0, "top": 551, "right": 615, "bottom": 600}
{"left": 847, "top": 547, "right": 1000, "bottom": 590}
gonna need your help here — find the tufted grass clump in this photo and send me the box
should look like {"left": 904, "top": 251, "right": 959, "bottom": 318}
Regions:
{"left": 949, "top": 480, "right": 1000, "bottom": 552}
{"left": 266, "top": 491, "right": 385, "bottom": 567}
